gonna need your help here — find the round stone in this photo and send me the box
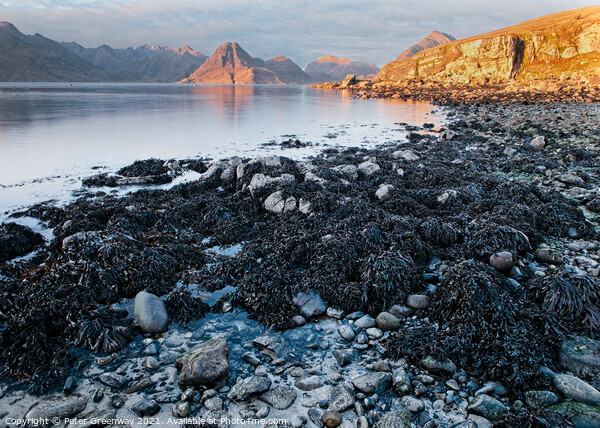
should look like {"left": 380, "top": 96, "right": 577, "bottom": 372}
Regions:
{"left": 489, "top": 251, "right": 515, "bottom": 271}
{"left": 321, "top": 410, "right": 342, "bottom": 428}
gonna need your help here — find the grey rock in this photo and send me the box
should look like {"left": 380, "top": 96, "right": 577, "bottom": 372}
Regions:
{"left": 264, "top": 190, "right": 287, "bottom": 213}
{"left": 406, "top": 294, "right": 430, "bottom": 310}
{"left": 327, "top": 307, "right": 345, "bottom": 319}
{"left": 551, "top": 401, "right": 600, "bottom": 428}
{"left": 227, "top": 375, "right": 272, "bottom": 401}
{"left": 99, "top": 373, "right": 125, "bottom": 389}
{"left": 338, "top": 325, "right": 356, "bottom": 341}
{"left": 172, "top": 402, "right": 191, "bottom": 417}
{"left": 332, "top": 164, "right": 358, "bottom": 180}
{"left": 421, "top": 355, "right": 457, "bottom": 375}
{"left": 376, "top": 184, "right": 395, "bottom": 200}
{"left": 293, "top": 290, "right": 326, "bottom": 318}
{"left": 535, "top": 247, "right": 564, "bottom": 265}
{"left": 550, "top": 371, "right": 600, "bottom": 406}
{"left": 308, "top": 408, "right": 323, "bottom": 427}
{"left": 366, "top": 327, "right": 384, "bottom": 339}
{"left": 530, "top": 136, "right": 546, "bottom": 149}
{"left": 560, "top": 336, "right": 600, "bottom": 384}
{"left": 393, "top": 149, "right": 419, "bottom": 161}
{"left": 402, "top": 396, "right": 424, "bottom": 413}
{"left": 132, "top": 399, "right": 160, "bottom": 417}
{"left": 292, "top": 315, "right": 307, "bottom": 327}
{"left": 358, "top": 161, "right": 381, "bottom": 175}
{"left": 388, "top": 305, "right": 412, "bottom": 319}
{"left": 374, "top": 410, "right": 411, "bottom": 428}
{"left": 242, "top": 352, "right": 261, "bottom": 366}
{"left": 525, "top": 390, "right": 560, "bottom": 408}
{"left": 357, "top": 416, "right": 369, "bottom": 428}
{"left": 260, "top": 385, "right": 297, "bottom": 410}
{"left": 468, "top": 415, "right": 494, "bottom": 428}
{"left": 392, "top": 368, "right": 411, "bottom": 394}
{"left": 253, "top": 335, "right": 290, "bottom": 359}
{"left": 176, "top": 337, "right": 229, "bottom": 386}
{"left": 376, "top": 312, "right": 401, "bottom": 331}
{"left": 329, "top": 384, "right": 355, "bottom": 412}
{"left": 204, "top": 397, "right": 224, "bottom": 411}
{"left": 354, "top": 315, "right": 377, "bottom": 329}
{"left": 468, "top": 394, "right": 508, "bottom": 420}
{"left": 352, "top": 372, "right": 392, "bottom": 395}
{"left": 295, "top": 375, "right": 325, "bottom": 391}
{"left": 25, "top": 394, "right": 87, "bottom": 421}
{"left": 75, "top": 410, "right": 117, "bottom": 428}
{"left": 123, "top": 376, "right": 156, "bottom": 394}
{"left": 489, "top": 251, "right": 515, "bottom": 271}
{"left": 446, "top": 379, "right": 460, "bottom": 391}
{"left": 321, "top": 410, "right": 343, "bottom": 428}
{"left": 256, "top": 406, "right": 270, "bottom": 419}
{"left": 356, "top": 331, "right": 369, "bottom": 344}
{"left": 346, "top": 311, "right": 365, "bottom": 320}
{"left": 248, "top": 173, "right": 295, "bottom": 193}
{"left": 144, "top": 356, "right": 160, "bottom": 370}
{"left": 298, "top": 198, "right": 313, "bottom": 215}
{"left": 134, "top": 291, "right": 168, "bottom": 334}
{"left": 333, "top": 349, "right": 356, "bottom": 366}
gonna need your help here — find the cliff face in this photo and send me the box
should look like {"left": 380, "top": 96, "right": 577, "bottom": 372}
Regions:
{"left": 395, "top": 31, "right": 456, "bottom": 61}
{"left": 305, "top": 55, "right": 380, "bottom": 81}
{"left": 181, "top": 42, "right": 313, "bottom": 84}
{"left": 378, "top": 7, "right": 600, "bottom": 84}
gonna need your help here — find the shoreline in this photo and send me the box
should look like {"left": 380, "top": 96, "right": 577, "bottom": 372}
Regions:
{"left": 1, "top": 101, "right": 600, "bottom": 427}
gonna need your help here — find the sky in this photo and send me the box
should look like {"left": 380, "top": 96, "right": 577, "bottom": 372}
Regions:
{"left": 0, "top": 0, "right": 598, "bottom": 67}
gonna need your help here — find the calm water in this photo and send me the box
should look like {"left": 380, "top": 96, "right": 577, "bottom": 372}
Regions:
{"left": 0, "top": 83, "right": 445, "bottom": 217}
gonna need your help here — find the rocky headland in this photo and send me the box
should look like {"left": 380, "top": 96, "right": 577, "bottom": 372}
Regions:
{"left": 1, "top": 99, "right": 600, "bottom": 427}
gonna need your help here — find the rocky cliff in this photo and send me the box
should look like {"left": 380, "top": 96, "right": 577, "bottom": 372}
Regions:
{"left": 180, "top": 42, "right": 313, "bottom": 84}
{"left": 304, "top": 55, "right": 379, "bottom": 81}
{"left": 395, "top": 31, "right": 455, "bottom": 61}
{"left": 378, "top": 6, "right": 600, "bottom": 84}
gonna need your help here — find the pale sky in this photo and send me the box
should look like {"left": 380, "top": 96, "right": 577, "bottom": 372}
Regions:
{"left": 0, "top": 1, "right": 598, "bottom": 67}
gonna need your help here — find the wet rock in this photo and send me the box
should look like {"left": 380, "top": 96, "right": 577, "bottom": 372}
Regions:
{"left": 176, "top": 337, "right": 229, "bottom": 386}
{"left": 308, "top": 408, "right": 323, "bottom": 427}
{"left": 25, "top": 394, "right": 87, "bottom": 421}
{"left": 132, "top": 399, "right": 160, "bottom": 417}
{"left": 253, "top": 334, "right": 290, "bottom": 359}
{"left": 144, "top": 356, "right": 160, "bottom": 370}
{"left": 376, "top": 184, "right": 395, "bottom": 200}
{"left": 489, "top": 251, "right": 515, "bottom": 271}
{"left": 468, "top": 394, "right": 508, "bottom": 420}
{"left": 406, "top": 294, "right": 430, "bottom": 310}
{"left": 535, "top": 246, "right": 564, "bottom": 265}
{"left": 358, "top": 161, "right": 381, "bottom": 175}
{"left": 333, "top": 349, "right": 356, "bottom": 366}
{"left": 321, "top": 410, "right": 343, "bottom": 428}
{"left": 392, "top": 367, "right": 411, "bottom": 394}
{"left": 99, "top": 373, "right": 125, "bottom": 389}
{"left": 329, "top": 384, "right": 355, "bottom": 412}
{"left": 295, "top": 375, "right": 325, "bottom": 391}
{"left": 389, "top": 305, "right": 412, "bottom": 319}
{"left": 374, "top": 410, "right": 411, "bottom": 428}
{"left": 327, "top": 307, "right": 346, "bottom": 319}
{"left": 260, "top": 385, "right": 297, "bottom": 410}
{"left": 227, "top": 375, "right": 272, "bottom": 401}
{"left": 134, "top": 291, "right": 169, "bottom": 334}
{"left": 124, "top": 376, "right": 156, "bottom": 394}
{"left": 468, "top": 415, "right": 494, "bottom": 428}
{"left": 376, "top": 312, "right": 401, "bottom": 331}
{"left": 525, "top": 390, "right": 559, "bottom": 408}
{"left": 402, "top": 396, "right": 424, "bottom": 413}
{"left": 354, "top": 315, "right": 377, "bottom": 329}
{"left": 172, "top": 402, "right": 191, "bottom": 417}
{"left": 547, "top": 370, "right": 600, "bottom": 406}
{"left": 530, "top": 136, "right": 547, "bottom": 149}
{"left": 292, "top": 315, "right": 307, "bottom": 326}
{"left": 421, "top": 356, "right": 457, "bottom": 375}
{"left": 393, "top": 150, "right": 419, "bottom": 161}
{"left": 242, "top": 352, "right": 261, "bottom": 366}
{"left": 256, "top": 406, "right": 270, "bottom": 418}
{"left": 333, "top": 164, "right": 359, "bottom": 179}
{"left": 551, "top": 402, "right": 600, "bottom": 428}
{"left": 0, "top": 223, "right": 43, "bottom": 262}
{"left": 338, "top": 325, "right": 356, "bottom": 341}
{"left": 446, "top": 379, "right": 460, "bottom": 391}
{"left": 560, "top": 336, "right": 600, "bottom": 384}
{"left": 248, "top": 173, "right": 295, "bottom": 193}
{"left": 204, "top": 397, "right": 224, "bottom": 411}
{"left": 64, "top": 376, "right": 76, "bottom": 394}
{"left": 293, "top": 290, "right": 326, "bottom": 318}
{"left": 352, "top": 372, "right": 392, "bottom": 395}
{"left": 366, "top": 327, "right": 384, "bottom": 339}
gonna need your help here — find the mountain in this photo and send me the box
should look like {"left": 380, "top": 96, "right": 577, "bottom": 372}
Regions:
{"left": 395, "top": 31, "right": 456, "bottom": 61}
{"left": 0, "top": 22, "right": 127, "bottom": 82}
{"left": 378, "top": 6, "right": 600, "bottom": 84}
{"left": 180, "top": 42, "right": 314, "bottom": 84}
{"left": 304, "top": 55, "right": 380, "bottom": 81}
{"left": 61, "top": 43, "right": 207, "bottom": 82}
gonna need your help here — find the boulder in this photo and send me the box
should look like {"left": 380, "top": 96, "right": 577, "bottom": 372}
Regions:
{"left": 560, "top": 336, "right": 600, "bottom": 385}
{"left": 468, "top": 394, "right": 508, "bottom": 420}
{"left": 525, "top": 390, "right": 559, "bottom": 408}
{"left": 227, "top": 375, "right": 272, "bottom": 402}
{"left": 529, "top": 136, "right": 546, "bottom": 149}
{"left": 551, "top": 402, "right": 600, "bottom": 428}
{"left": 293, "top": 290, "right": 326, "bottom": 318}
{"left": 489, "top": 251, "right": 516, "bottom": 271}
{"left": 25, "top": 394, "right": 87, "bottom": 421}
{"left": 134, "top": 291, "right": 168, "bottom": 334}
{"left": 176, "top": 338, "right": 229, "bottom": 386}
{"left": 340, "top": 74, "right": 357, "bottom": 88}
{"left": 406, "top": 294, "right": 430, "bottom": 310}
{"left": 376, "top": 184, "right": 395, "bottom": 200}
{"left": 550, "top": 371, "right": 600, "bottom": 406}
{"left": 260, "top": 385, "right": 297, "bottom": 410}
{"left": 352, "top": 372, "right": 392, "bottom": 395}
{"left": 329, "top": 384, "right": 355, "bottom": 412}
{"left": 421, "top": 355, "right": 457, "bottom": 375}
{"left": 376, "top": 312, "right": 401, "bottom": 331}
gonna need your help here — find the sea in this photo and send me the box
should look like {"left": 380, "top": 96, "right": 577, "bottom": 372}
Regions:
{"left": 0, "top": 83, "right": 446, "bottom": 220}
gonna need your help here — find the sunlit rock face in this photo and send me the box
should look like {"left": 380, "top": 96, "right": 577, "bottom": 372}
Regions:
{"left": 377, "top": 6, "right": 600, "bottom": 85}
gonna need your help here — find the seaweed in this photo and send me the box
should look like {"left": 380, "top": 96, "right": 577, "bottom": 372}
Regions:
{"left": 71, "top": 308, "right": 134, "bottom": 354}
{"left": 525, "top": 273, "right": 600, "bottom": 335}
{"left": 164, "top": 288, "right": 210, "bottom": 326}
{"left": 0, "top": 223, "right": 44, "bottom": 262}
{"left": 468, "top": 223, "right": 531, "bottom": 259}
{"left": 117, "top": 158, "right": 168, "bottom": 177}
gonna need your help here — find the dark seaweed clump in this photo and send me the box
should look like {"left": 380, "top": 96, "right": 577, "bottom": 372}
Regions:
{"left": 164, "top": 288, "right": 210, "bottom": 326}
{"left": 0, "top": 223, "right": 44, "bottom": 262}
{"left": 117, "top": 158, "right": 168, "bottom": 177}
{"left": 383, "top": 260, "right": 567, "bottom": 389}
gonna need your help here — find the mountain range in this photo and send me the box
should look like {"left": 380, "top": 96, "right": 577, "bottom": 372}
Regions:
{"left": 0, "top": 22, "right": 383, "bottom": 84}
{"left": 395, "top": 31, "right": 456, "bottom": 61}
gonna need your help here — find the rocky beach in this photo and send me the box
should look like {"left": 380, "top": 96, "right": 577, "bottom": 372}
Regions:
{"left": 0, "top": 98, "right": 599, "bottom": 428}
